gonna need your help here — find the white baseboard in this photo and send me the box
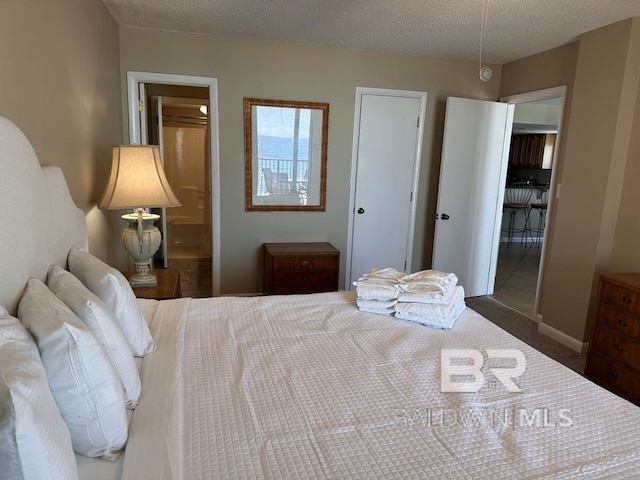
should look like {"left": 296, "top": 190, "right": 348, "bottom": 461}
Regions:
{"left": 538, "top": 321, "right": 589, "bottom": 353}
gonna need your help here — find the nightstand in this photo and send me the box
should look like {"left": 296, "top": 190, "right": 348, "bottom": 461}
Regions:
{"left": 124, "top": 269, "right": 182, "bottom": 300}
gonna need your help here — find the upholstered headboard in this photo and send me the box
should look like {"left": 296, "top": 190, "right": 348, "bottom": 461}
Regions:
{"left": 0, "top": 116, "right": 87, "bottom": 314}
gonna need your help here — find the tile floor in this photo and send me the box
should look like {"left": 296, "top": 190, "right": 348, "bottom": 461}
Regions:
{"left": 491, "top": 242, "right": 542, "bottom": 319}
{"left": 167, "top": 246, "right": 212, "bottom": 298}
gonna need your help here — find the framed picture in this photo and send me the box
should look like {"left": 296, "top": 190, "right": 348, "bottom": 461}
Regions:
{"left": 244, "top": 98, "right": 329, "bottom": 211}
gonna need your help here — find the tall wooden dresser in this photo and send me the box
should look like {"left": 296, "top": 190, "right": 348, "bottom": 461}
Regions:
{"left": 263, "top": 242, "right": 339, "bottom": 295}
{"left": 585, "top": 273, "right": 640, "bottom": 406}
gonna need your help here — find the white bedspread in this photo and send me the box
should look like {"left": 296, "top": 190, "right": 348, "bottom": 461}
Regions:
{"left": 122, "top": 292, "right": 640, "bottom": 479}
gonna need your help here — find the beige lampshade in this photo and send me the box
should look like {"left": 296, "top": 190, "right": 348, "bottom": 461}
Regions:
{"left": 99, "top": 145, "right": 181, "bottom": 209}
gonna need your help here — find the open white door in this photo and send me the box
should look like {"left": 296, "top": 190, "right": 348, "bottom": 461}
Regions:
{"left": 432, "top": 97, "right": 514, "bottom": 297}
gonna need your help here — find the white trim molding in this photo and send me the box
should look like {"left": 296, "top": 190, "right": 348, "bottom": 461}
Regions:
{"left": 538, "top": 321, "right": 589, "bottom": 353}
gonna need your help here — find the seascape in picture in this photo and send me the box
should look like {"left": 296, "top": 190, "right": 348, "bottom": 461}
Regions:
{"left": 256, "top": 106, "right": 311, "bottom": 198}
{"left": 245, "top": 98, "right": 328, "bottom": 211}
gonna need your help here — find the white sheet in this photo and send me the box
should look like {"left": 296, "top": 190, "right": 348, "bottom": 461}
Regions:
{"left": 122, "top": 298, "right": 188, "bottom": 480}
{"left": 122, "top": 292, "right": 640, "bottom": 479}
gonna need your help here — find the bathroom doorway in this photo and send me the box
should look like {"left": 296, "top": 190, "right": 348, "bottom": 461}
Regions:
{"left": 126, "top": 72, "right": 221, "bottom": 296}
{"left": 152, "top": 95, "right": 212, "bottom": 297}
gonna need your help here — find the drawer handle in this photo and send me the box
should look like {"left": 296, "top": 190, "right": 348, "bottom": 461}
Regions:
{"left": 610, "top": 370, "right": 619, "bottom": 378}
{"left": 614, "top": 344, "right": 624, "bottom": 352}
{"left": 301, "top": 260, "right": 310, "bottom": 268}
{"left": 618, "top": 318, "right": 628, "bottom": 327}
{"left": 622, "top": 295, "right": 632, "bottom": 304}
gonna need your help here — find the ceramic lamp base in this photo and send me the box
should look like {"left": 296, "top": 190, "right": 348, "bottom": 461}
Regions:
{"left": 121, "top": 211, "right": 162, "bottom": 288}
{"left": 127, "top": 267, "right": 158, "bottom": 288}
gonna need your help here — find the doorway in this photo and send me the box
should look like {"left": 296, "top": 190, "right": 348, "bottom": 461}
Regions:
{"left": 151, "top": 95, "right": 211, "bottom": 297}
{"left": 126, "top": 72, "right": 221, "bottom": 296}
{"left": 494, "top": 87, "right": 566, "bottom": 321}
{"left": 345, "top": 87, "right": 427, "bottom": 286}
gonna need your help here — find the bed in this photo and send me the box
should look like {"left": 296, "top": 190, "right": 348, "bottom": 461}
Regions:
{"left": 2, "top": 114, "right": 640, "bottom": 479}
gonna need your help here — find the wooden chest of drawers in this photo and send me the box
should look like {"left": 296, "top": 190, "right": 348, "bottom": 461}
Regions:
{"left": 263, "top": 242, "right": 339, "bottom": 295}
{"left": 585, "top": 273, "right": 640, "bottom": 405}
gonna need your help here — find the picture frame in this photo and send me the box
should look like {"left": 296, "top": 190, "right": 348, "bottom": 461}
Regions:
{"left": 244, "top": 98, "right": 329, "bottom": 211}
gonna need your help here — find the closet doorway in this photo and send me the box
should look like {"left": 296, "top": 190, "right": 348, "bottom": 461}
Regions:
{"left": 126, "top": 72, "right": 220, "bottom": 296}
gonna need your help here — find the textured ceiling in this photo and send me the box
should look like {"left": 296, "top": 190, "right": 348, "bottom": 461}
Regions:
{"left": 102, "top": 0, "right": 640, "bottom": 64}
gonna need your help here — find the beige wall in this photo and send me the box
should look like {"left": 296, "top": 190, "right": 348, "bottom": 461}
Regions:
{"left": 502, "top": 18, "right": 640, "bottom": 344}
{"left": 500, "top": 43, "right": 579, "bottom": 333}
{"left": 2, "top": 1, "right": 638, "bottom": 347}
{"left": 611, "top": 22, "right": 640, "bottom": 272}
{"left": 500, "top": 43, "right": 580, "bottom": 98}
{"left": 0, "top": 0, "right": 123, "bottom": 264}
{"left": 545, "top": 18, "right": 640, "bottom": 342}
{"left": 119, "top": 27, "right": 501, "bottom": 293}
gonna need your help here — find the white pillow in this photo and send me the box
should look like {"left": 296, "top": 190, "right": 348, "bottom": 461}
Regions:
{"left": 47, "top": 266, "right": 141, "bottom": 408}
{"left": 0, "top": 372, "right": 22, "bottom": 480}
{"left": 0, "top": 311, "right": 78, "bottom": 480}
{"left": 17, "top": 279, "right": 128, "bottom": 460}
{"left": 68, "top": 246, "right": 155, "bottom": 357}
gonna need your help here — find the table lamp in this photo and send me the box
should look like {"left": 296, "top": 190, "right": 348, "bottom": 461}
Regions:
{"left": 99, "top": 145, "right": 181, "bottom": 287}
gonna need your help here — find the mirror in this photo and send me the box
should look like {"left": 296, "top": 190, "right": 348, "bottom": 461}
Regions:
{"left": 244, "top": 98, "right": 329, "bottom": 211}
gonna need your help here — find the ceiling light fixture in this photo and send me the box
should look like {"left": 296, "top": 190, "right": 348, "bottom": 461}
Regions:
{"left": 479, "top": 0, "right": 492, "bottom": 82}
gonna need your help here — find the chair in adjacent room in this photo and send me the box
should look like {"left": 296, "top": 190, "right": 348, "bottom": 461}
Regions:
{"left": 502, "top": 182, "right": 534, "bottom": 247}
{"left": 528, "top": 188, "right": 549, "bottom": 247}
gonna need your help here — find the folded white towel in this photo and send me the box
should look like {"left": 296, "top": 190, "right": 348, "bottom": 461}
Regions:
{"left": 399, "top": 270, "right": 458, "bottom": 293}
{"left": 354, "top": 283, "right": 399, "bottom": 300}
{"left": 363, "top": 267, "right": 406, "bottom": 281}
{"left": 353, "top": 277, "right": 398, "bottom": 287}
{"left": 358, "top": 305, "right": 395, "bottom": 316}
{"left": 398, "top": 283, "right": 448, "bottom": 294}
{"left": 357, "top": 298, "right": 397, "bottom": 310}
{"left": 397, "top": 285, "right": 456, "bottom": 305}
{"left": 394, "top": 286, "right": 466, "bottom": 329}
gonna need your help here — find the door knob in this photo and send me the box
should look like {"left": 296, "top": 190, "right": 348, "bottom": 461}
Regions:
{"left": 357, "top": 207, "right": 365, "bottom": 214}
{"left": 441, "top": 213, "right": 450, "bottom": 220}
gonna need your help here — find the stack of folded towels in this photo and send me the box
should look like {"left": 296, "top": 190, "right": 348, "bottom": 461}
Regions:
{"left": 353, "top": 268, "right": 466, "bottom": 329}
{"left": 352, "top": 267, "right": 405, "bottom": 315}
{"left": 394, "top": 270, "right": 466, "bottom": 329}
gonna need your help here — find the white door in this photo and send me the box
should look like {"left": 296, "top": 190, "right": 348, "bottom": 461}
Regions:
{"left": 347, "top": 88, "right": 427, "bottom": 286}
{"left": 432, "top": 97, "right": 514, "bottom": 297}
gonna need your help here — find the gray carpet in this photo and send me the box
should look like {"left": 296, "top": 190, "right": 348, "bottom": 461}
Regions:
{"left": 466, "top": 296, "right": 587, "bottom": 375}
